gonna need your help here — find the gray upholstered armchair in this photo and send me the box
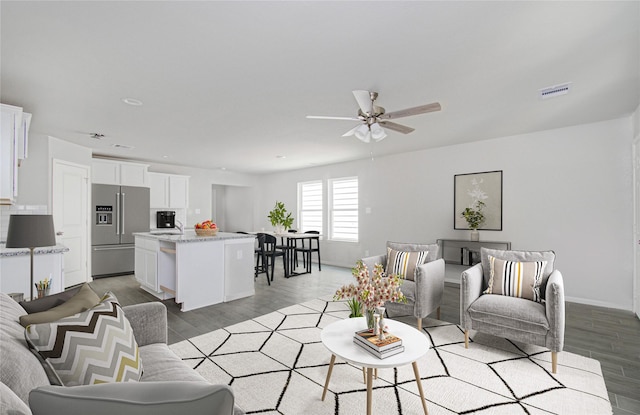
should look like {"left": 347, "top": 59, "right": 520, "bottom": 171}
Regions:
{"left": 460, "top": 248, "right": 565, "bottom": 373}
{"left": 362, "top": 241, "right": 445, "bottom": 331}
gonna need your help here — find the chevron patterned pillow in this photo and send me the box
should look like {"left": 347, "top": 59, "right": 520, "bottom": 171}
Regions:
{"left": 24, "top": 292, "right": 142, "bottom": 386}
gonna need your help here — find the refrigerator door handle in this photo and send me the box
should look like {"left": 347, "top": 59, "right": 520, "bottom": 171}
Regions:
{"left": 115, "top": 192, "right": 120, "bottom": 235}
{"left": 93, "top": 245, "right": 134, "bottom": 251}
{"left": 121, "top": 192, "right": 125, "bottom": 235}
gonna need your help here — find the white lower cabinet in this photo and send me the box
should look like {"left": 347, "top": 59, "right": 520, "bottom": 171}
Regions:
{"left": 134, "top": 237, "right": 160, "bottom": 295}
{"left": 0, "top": 251, "right": 65, "bottom": 300}
{"left": 135, "top": 236, "right": 175, "bottom": 300}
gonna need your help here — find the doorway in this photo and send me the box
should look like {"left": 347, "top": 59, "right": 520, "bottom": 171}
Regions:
{"left": 211, "top": 184, "right": 254, "bottom": 233}
{"left": 52, "top": 159, "right": 90, "bottom": 288}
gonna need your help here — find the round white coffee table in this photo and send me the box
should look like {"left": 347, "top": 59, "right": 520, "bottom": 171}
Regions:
{"left": 320, "top": 317, "right": 430, "bottom": 415}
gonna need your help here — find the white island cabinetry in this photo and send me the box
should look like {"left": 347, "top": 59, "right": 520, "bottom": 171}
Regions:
{"left": 134, "top": 237, "right": 160, "bottom": 296}
{"left": 134, "top": 232, "right": 254, "bottom": 311}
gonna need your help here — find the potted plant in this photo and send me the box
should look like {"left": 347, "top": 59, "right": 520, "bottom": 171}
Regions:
{"left": 267, "top": 201, "right": 294, "bottom": 233}
{"left": 461, "top": 200, "right": 485, "bottom": 241}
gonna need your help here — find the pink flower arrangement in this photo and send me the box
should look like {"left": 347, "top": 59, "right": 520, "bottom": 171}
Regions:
{"left": 334, "top": 260, "right": 406, "bottom": 313}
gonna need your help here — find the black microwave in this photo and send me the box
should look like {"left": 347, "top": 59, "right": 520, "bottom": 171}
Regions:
{"left": 156, "top": 211, "right": 176, "bottom": 228}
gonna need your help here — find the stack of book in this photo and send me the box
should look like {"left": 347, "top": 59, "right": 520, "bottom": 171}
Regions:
{"left": 353, "top": 329, "right": 404, "bottom": 359}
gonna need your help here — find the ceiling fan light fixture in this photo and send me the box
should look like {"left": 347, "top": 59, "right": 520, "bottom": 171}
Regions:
{"left": 370, "top": 123, "right": 387, "bottom": 141}
{"left": 354, "top": 124, "right": 371, "bottom": 142}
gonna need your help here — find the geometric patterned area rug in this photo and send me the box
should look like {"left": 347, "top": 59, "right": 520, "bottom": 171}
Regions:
{"left": 170, "top": 296, "right": 612, "bottom": 415}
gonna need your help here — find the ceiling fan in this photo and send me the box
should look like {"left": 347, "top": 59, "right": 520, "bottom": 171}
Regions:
{"left": 306, "top": 90, "right": 441, "bottom": 143}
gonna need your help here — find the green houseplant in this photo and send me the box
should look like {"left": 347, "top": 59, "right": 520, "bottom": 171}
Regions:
{"left": 461, "top": 200, "right": 485, "bottom": 241}
{"left": 267, "top": 201, "right": 294, "bottom": 232}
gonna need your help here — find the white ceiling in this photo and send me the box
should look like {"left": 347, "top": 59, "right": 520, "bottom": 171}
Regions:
{"left": 1, "top": 1, "right": 638, "bottom": 174}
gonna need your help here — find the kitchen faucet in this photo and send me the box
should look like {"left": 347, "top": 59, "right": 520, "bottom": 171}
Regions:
{"left": 175, "top": 219, "right": 184, "bottom": 235}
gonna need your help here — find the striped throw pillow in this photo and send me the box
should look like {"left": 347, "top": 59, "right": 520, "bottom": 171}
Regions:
{"left": 386, "top": 248, "right": 429, "bottom": 281}
{"left": 485, "top": 255, "right": 547, "bottom": 302}
{"left": 25, "top": 292, "right": 142, "bottom": 386}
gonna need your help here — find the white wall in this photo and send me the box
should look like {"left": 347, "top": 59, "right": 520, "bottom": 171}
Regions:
{"left": 15, "top": 134, "right": 49, "bottom": 205}
{"left": 224, "top": 185, "right": 254, "bottom": 233}
{"left": 16, "top": 135, "right": 93, "bottom": 209}
{"left": 255, "top": 117, "right": 634, "bottom": 310}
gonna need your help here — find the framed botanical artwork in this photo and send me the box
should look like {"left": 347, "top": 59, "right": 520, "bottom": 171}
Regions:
{"left": 454, "top": 170, "right": 503, "bottom": 230}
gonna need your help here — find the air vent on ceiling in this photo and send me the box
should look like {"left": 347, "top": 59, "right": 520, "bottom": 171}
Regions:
{"left": 111, "top": 144, "right": 135, "bottom": 150}
{"left": 539, "top": 82, "right": 571, "bottom": 100}
{"left": 90, "top": 133, "right": 105, "bottom": 140}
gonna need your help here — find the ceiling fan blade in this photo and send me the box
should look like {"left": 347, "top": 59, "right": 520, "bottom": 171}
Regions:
{"left": 352, "top": 90, "right": 373, "bottom": 115}
{"left": 342, "top": 125, "right": 361, "bottom": 137}
{"left": 379, "top": 102, "right": 441, "bottom": 120}
{"left": 379, "top": 121, "right": 415, "bottom": 134}
{"left": 306, "top": 115, "right": 361, "bottom": 121}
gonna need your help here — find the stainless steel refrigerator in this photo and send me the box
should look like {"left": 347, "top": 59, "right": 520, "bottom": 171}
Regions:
{"left": 92, "top": 184, "right": 150, "bottom": 278}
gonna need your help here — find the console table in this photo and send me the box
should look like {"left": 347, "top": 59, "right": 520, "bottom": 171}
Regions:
{"left": 437, "top": 239, "right": 511, "bottom": 265}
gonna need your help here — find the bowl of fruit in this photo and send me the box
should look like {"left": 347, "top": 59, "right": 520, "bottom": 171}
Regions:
{"left": 194, "top": 220, "right": 218, "bottom": 236}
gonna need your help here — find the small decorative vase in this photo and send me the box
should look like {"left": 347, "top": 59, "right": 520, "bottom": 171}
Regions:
{"left": 274, "top": 225, "right": 285, "bottom": 234}
{"left": 377, "top": 307, "right": 386, "bottom": 340}
{"left": 365, "top": 307, "right": 376, "bottom": 330}
{"left": 470, "top": 229, "right": 479, "bottom": 241}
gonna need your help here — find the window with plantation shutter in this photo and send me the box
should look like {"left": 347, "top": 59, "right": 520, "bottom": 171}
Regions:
{"left": 298, "top": 181, "right": 323, "bottom": 232}
{"left": 329, "top": 177, "right": 358, "bottom": 242}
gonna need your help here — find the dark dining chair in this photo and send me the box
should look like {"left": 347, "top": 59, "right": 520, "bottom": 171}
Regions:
{"left": 287, "top": 229, "right": 302, "bottom": 268}
{"left": 297, "top": 230, "right": 321, "bottom": 273}
{"left": 238, "top": 232, "right": 270, "bottom": 285}
{"left": 254, "top": 233, "right": 269, "bottom": 285}
{"left": 263, "top": 233, "right": 286, "bottom": 281}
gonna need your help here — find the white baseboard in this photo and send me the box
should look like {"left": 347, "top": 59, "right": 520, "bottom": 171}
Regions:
{"left": 564, "top": 295, "right": 633, "bottom": 312}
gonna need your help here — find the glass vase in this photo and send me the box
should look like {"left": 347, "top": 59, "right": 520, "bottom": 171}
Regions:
{"left": 365, "top": 307, "right": 376, "bottom": 330}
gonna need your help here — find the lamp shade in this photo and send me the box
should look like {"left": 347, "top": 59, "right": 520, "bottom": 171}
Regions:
{"left": 6, "top": 215, "right": 57, "bottom": 248}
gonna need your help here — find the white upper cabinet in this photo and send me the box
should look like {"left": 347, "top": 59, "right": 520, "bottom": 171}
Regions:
{"left": 91, "top": 159, "right": 149, "bottom": 187}
{"left": 120, "top": 162, "right": 148, "bottom": 186}
{"left": 168, "top": 175, "right": 189, "bottom": 209}
{"left": 148, "top": 172, "right": 189, "bottom": 209}
{"left": 1, "top": 103, "right": 30, "bottom": 205}
{"left": 149, "top": 172, "right": 169, "bottom": 208}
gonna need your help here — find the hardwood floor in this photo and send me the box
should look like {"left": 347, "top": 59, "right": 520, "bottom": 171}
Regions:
{"left": 90, "top": 264, "right": 640, "bottom": 415}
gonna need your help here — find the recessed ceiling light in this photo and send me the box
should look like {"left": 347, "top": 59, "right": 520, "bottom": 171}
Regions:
{"left": 276, "top": 155, "right": 286, "bottom": 159}
{"left": 162, "top": 155, "right": 169, "bottom": 159}
{"left": 121, "top": 97, "right": 143, "bottom": 106}
{"left": 220, "top": 167, "right": 227, "bottom": 171}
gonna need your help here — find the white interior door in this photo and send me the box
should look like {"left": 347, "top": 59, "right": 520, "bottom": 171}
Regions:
{"left": 53, "top": 159, "right": 89, "bottom": 288}
{"left": 634, "top": 138, "right": 640, "bottom": 319}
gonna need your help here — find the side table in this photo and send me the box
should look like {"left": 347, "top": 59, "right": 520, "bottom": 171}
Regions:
{"left": 320, "top": 317, "right": 430, "bottom": 415}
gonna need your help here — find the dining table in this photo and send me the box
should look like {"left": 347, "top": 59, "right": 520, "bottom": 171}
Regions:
{"left": 253, "top": 231, "right": 321, "bottom": 278}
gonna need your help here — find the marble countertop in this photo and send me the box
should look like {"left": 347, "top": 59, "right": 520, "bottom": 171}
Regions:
{"left": 0, "top": 244, "right": 69, "bottom": 257}
{"left": 133, "top": 231, "right": 256, "bottom": 243}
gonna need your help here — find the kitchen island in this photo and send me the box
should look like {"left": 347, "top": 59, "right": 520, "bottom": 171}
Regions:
{"left": 133, "top": 231, "right": 255, "bottom": 312}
